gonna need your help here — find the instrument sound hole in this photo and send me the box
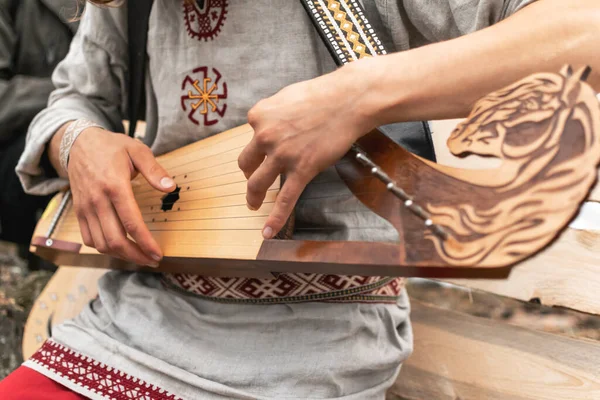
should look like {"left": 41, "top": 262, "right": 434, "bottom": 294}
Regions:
{"left": 161, "top": 186, "right": 181, "bottom": 212}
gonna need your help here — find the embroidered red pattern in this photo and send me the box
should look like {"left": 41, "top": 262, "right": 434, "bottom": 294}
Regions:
{"left": 164, "top": 273, "right": 405, "bottom": 303}
{"left": 181, "top": 66, "right": 228, "bottom": 126}
{"left": 184, "top": 0, "right": 228, "bottom": 41}
{"left": 26, "top": 340, "right": 181, "bottom": 400}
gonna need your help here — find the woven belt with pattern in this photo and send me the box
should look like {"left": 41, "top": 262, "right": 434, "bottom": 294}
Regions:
{"left": 162, "top": 273, "right": 405, "bottom": 304}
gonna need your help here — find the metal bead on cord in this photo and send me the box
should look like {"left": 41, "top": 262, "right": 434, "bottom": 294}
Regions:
{"left": 351, "top": 144, "right": 449, "bottom": 241}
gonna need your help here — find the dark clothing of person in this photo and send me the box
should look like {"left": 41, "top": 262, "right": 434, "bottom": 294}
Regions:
{"left": 0, "top": 0, "right": 77, "bottom": 245}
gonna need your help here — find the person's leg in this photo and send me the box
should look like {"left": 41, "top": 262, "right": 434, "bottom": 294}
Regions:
{"left": 0, "top": 134, "right": 51, "bottom": 245}
{"left": 0, "top": 134, "right": 54, "bottom": 270}
{"left": 0, "top": 366, "right": 86, "bottom": 399}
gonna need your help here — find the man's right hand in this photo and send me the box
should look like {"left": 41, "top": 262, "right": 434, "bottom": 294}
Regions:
{"left": 57, "top": 127, "right": 175, "bottom": 266}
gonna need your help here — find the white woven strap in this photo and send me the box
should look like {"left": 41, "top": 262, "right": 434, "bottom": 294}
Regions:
{"left": 59, "top": 119, "right": 104, "bottom": 173}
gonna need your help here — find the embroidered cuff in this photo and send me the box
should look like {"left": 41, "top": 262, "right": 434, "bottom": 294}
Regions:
{"left": 59, "top": 119, "right": 104, "bottom": 173}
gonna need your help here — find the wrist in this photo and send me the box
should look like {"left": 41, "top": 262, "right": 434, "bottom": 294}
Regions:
{"left": 59, "top": 119, "right": 104, "bottom": 174}
{"left": 338, "top": 55, "right": 408, "bottom": 137}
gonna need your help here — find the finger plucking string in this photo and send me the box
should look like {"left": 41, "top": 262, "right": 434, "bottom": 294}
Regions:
{"left": 237, "top": 138, "right": 266, "bottom": 180}
{"left": 245, "top": 157, "right": 281, "bottom": 211}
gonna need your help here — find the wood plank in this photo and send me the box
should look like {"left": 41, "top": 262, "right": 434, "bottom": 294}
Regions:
{"left": 430, "top": 119, "right": 600, "bottom": 316}
{"left": 53, "top": 228, "right": 264, "bottom": 260}
{"left": 389, "top": 300, "right": 600, "bottom": 400}
{"left": 446, "top": 228, "right": 600, "bottom": 315}
{"left": 22, "top": 267, "right": 108, "bottom": 360}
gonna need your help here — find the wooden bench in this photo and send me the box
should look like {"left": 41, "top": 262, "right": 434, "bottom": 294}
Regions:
{"left": 389, "top": 120, "right": 600, "bottom": 400}
{"left": 23, "top": 119, "right": 600, "bottom": 399}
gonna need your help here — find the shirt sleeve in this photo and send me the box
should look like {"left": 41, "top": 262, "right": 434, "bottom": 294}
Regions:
{"left": 0, "top": 1, "right": 57, "bottom": 143}
{"left": 15, "top": 5, "right": 128, "bottom": 196}
{"left": 387, "top": 0, "right": 537, "bottom": 50}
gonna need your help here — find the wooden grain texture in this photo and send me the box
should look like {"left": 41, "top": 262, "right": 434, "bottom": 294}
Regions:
{"left": 389, "top": 300, "right": 600, "bottom": 400}
{"left": 447, "top": 229, "right": 600, "bottom": 315}
{"left": 432, "top": 118, "right": 600, "bottom": 315}
{"left": 22, "top": 267, "right": 107, "bottom": 359}
{"left": 340, "top": 69, "right": 600, "bottom": 271}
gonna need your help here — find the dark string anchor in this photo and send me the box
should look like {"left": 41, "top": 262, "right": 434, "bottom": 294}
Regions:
{"left": 351, "top": 145, "right": 449, "bottom": 241}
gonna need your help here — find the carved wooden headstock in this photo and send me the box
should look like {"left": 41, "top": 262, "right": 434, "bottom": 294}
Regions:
{"left": 340, "top": 66, "right": 600, "bottom": 269}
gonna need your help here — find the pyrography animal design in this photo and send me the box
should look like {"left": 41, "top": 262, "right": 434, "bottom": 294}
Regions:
{"left": 425, "top": 66, "right": 600, "bottom": 266}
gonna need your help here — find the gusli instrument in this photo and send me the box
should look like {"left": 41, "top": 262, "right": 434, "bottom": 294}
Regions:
{"left": 31, "top": 66, "right": 600, "bottom": 279}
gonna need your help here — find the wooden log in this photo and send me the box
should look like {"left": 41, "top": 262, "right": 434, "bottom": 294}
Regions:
{"left": 388, "top": 300, "right": 600, "bottom": 400}
{"left": 447, "top": 228, "right": 600, "bottom": 315}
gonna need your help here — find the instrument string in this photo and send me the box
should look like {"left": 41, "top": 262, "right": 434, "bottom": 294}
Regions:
{"left": 132, "top": 144, "right": 246, "bottom": 192}
{"left": 134, "top": 163, "right": 381, "bottom": 206}
{"left": 151, "top": 127, "right": 361, "bottom": 178}
{"left": 60, "top": 199, "right": 278, "bottom": 226}
{"left": 135, "top": 175, "right": 247, "bottom": 202}
{"left": 141, "top": 198, "right": 273, "bottom": 216}
{"left": 61, "top": 206, "right": 380, "bottom": 228}
{"left": 135, "top": 163, "right": 241, "bottom": 196}
{"left": 59, "top": 207, "right": 388, "bottom": 232}
{"left": 137, "top": 183, "right": 383, "bottom": 209}
{"left": 147, "top": 134, "right": 250, "bottom": 169}
{"left": 56, "top": 125, "right": 417, "bottom": 236}
{"left": 154, "top": 129, "right": 251, "bottom": 169}
{"left": 59, "top": 213, "right": 272, "bottom": 228}
{"left": 62, "top": 189, "right": 385, "bottom": 232}
{"left": 133, "top": 152, "right": 356, "bottom": 195}
{"left": 59, "top": 228, "right": 265, "bottom": 233}
{"left": 61, "top": 190, "right": 281, "bottom": 227}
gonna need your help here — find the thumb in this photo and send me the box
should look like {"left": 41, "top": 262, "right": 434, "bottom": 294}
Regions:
{"left": 127, "top": 143, "right": 176, "bottom": 193}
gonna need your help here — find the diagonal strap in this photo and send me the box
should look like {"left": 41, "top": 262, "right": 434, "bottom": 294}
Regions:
{"left": 299, "top": 0, "right": 387, "bottom": 65}
{"left": 298, "top": 0, "right": 444, "bottom": 237}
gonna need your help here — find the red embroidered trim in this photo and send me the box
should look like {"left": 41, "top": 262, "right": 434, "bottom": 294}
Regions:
{"left": 27, "top": 340, "right": 181, "bottom": 400}
{"left": 184, "top": 0, "right": 228, "bottom": 41}
{"left": 164, "top": 273, "right": 405, "bottom": 304}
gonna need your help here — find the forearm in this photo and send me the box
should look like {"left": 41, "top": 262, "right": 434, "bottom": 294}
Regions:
{"left": 349, "top": 0, "right": 600, "bottom": 126}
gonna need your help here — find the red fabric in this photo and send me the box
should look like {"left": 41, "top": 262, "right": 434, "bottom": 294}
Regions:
{"left": 0, "top": 365, "right": 86, "bottom": 399}
{"left": 27, "top": 339, "right": 181, "bottom": 399}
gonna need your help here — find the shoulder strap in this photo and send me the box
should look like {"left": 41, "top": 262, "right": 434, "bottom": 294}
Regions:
{"left": 298, "top": 0, "right": 436, "bottom": 161}
{"left": 124, "top": 0, "right": 435, "bottom": 160}
{"left": 127, "top": 0, "right": 154, "bottom": 137}
{"left": 298, "top": 0, "right": 388, "bottom": 65}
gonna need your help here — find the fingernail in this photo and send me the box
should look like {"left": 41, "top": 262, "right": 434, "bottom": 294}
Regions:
{"left": 161, "top": 177, "right": 175, "bottom": 188}
{"left": 262, "top": 226, "right": 273, "bottom": 239}
{"left": 146, "top": 263, "right": 159, "bottom": 268}
{"left": 151, "top": 253, "right": 161, "bottom": 261}
{"left": 247, "top": 203, "right": 258, "bottom": 211}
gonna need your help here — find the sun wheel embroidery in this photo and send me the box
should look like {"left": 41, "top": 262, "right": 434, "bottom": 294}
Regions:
{"left": 184, "top": 0, "right": 228, "bottom": 41}
{"left": 181, "top": 66, "right": 227, "bottom": 126}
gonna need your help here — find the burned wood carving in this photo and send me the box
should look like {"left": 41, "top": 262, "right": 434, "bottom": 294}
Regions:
{"left": 429, "top": 66, "right": 600, "bottom": 266}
